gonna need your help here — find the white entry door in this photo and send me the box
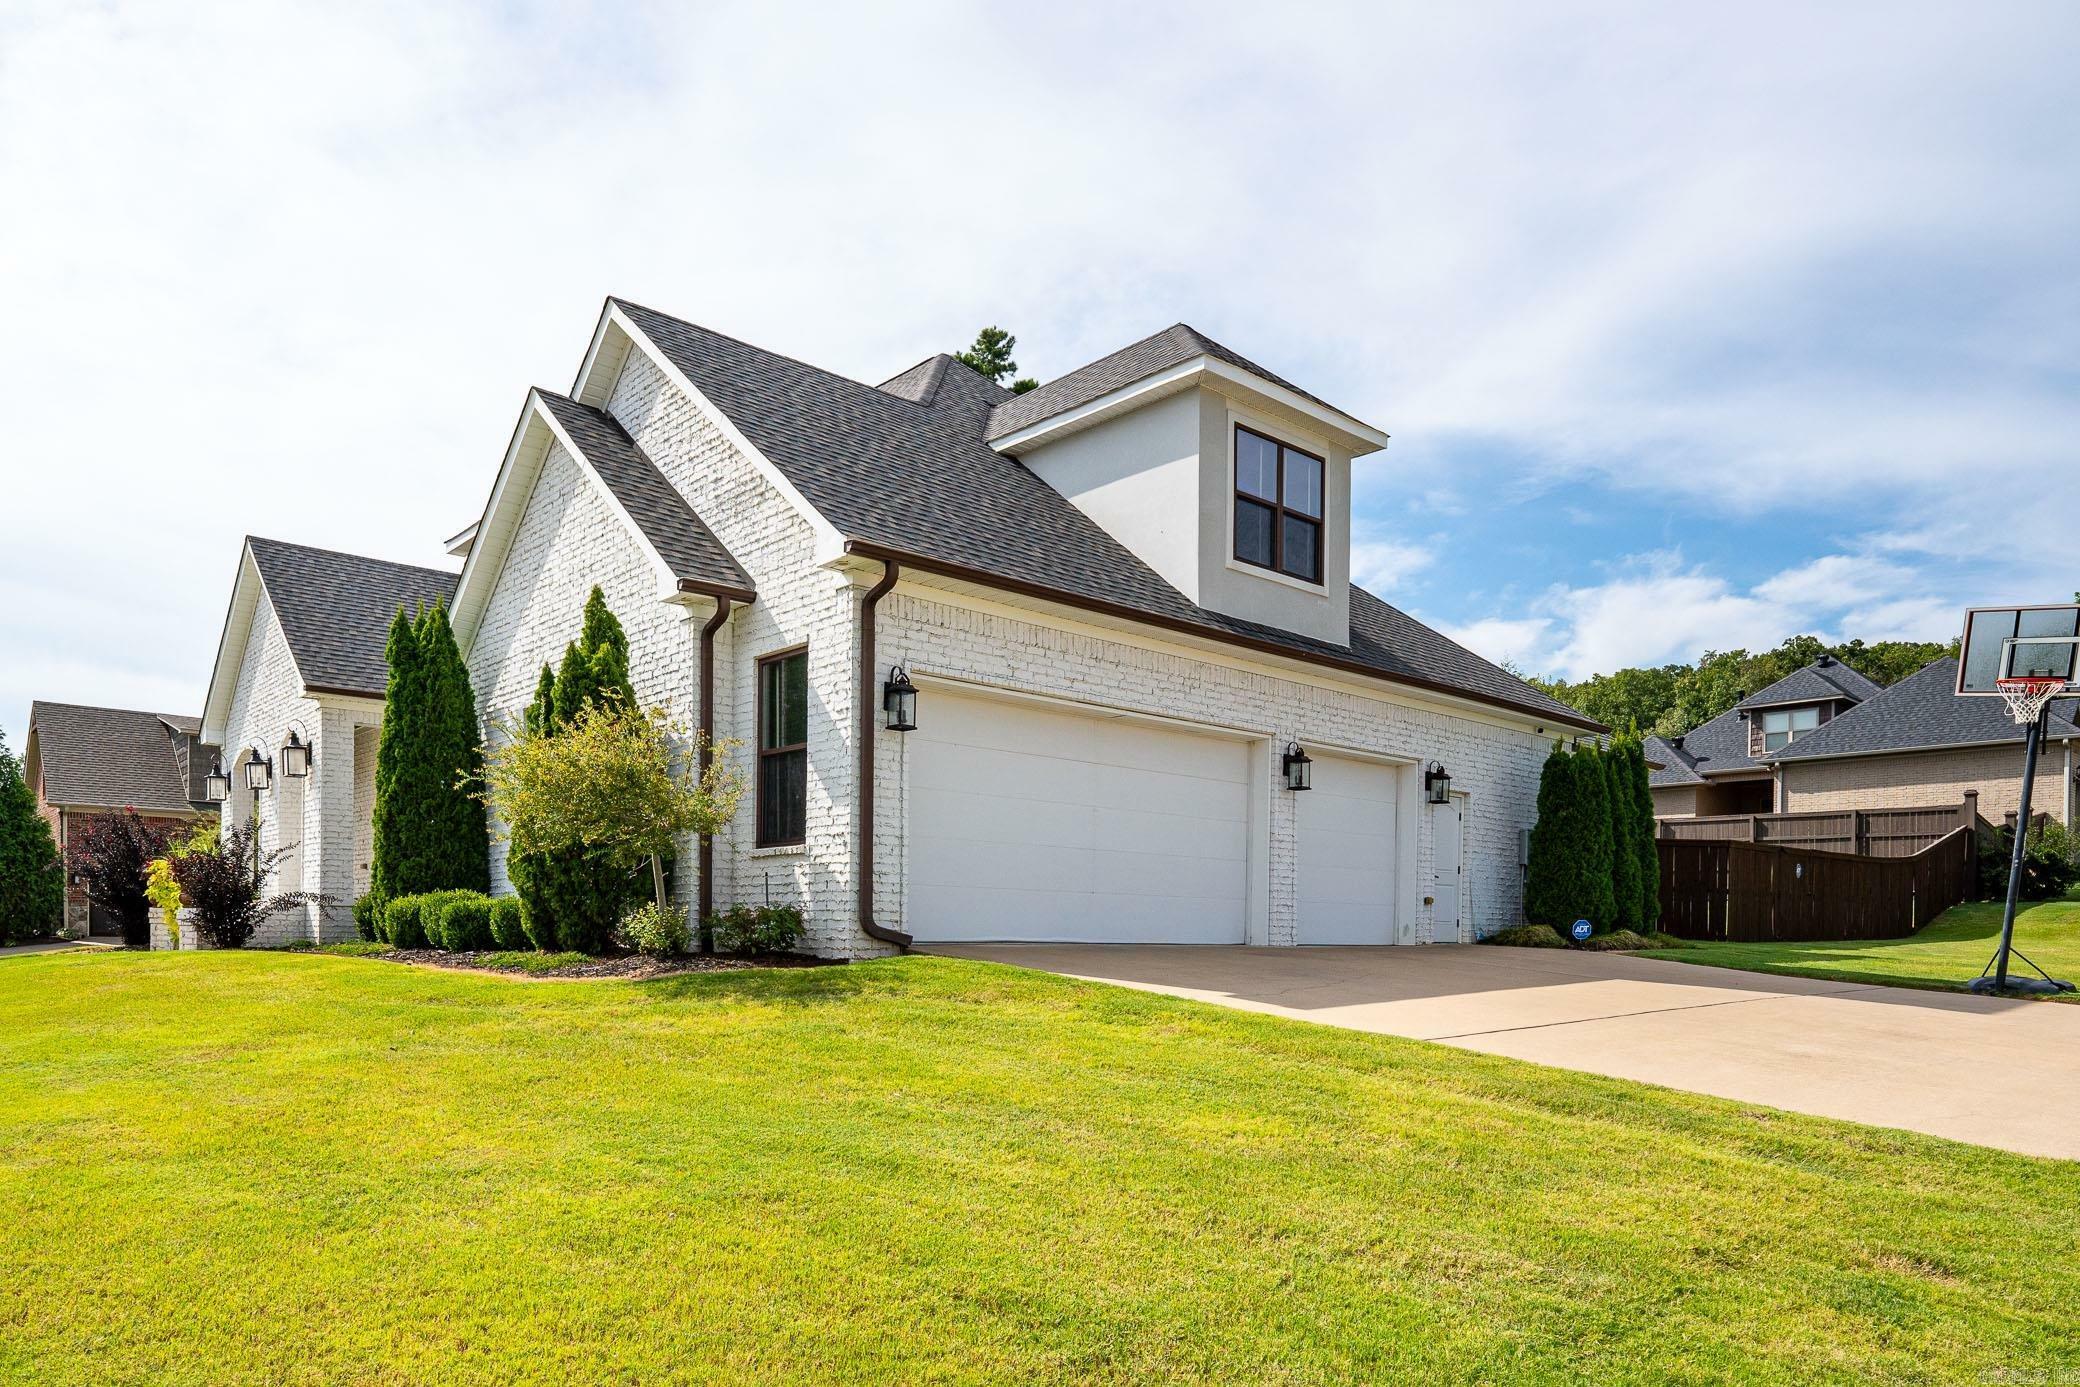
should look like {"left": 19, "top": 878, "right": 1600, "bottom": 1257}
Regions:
{"left": 1296, "top": 756, "right": 1402, "bottom": 944}
{"left": 1431, "top": 800, "right": 1463, "bottom": 942}
{"left": 904, "top": 691, "right": 1252, "bottom": 943}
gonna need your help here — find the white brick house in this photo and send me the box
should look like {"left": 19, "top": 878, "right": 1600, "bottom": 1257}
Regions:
{"left": 198, "top": 537, "right": 457, "bottom": 944}
{"left": 449, "top": 300, "right": 1603, "bottom": 958}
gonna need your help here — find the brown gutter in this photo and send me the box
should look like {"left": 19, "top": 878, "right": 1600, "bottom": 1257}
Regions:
{"left": 677, "top": 576, "right": 759, "bottom": 604}
{"left": 696, "top": 594, "right": 733, "bottom": 952}
{"left": 857, "top": 560, "right": 912, "bottom": 950}
{"left": 840, "top": 540, "right": 1606, "bottom": 735}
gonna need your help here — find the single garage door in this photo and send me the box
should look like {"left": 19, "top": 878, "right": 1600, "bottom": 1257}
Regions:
{"left": 1296, "top": 755, "right": 1401, "bottom": 944}
{"left": 905, "top": 691, "right": 1251, "bottom": 943}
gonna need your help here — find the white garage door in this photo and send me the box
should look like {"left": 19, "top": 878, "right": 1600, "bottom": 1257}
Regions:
{"left": 1296, "top": 756, "right": 1401, "bottom": 945}
{"left": 904, "top": 691, "right": 1251, "bottom": 943}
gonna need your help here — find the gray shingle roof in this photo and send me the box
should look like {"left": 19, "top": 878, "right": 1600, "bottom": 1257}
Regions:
{"left": 248, "top": 537, "right": 459, "bottom": 697}
{"left": 535, "top": 391, "right": 754, "bottom": 600}
{"left": 28, "top": 702, "right": 215, "bottom": 813}
{"left": 1645, "top": 704, "right": 1766, "bottom": 786}
{"left": 1774, "top": 657, "right": 2080, "bottom": 761}
{"left": 1642, "top": 734, "right": 1707, "bottom": 786}
{"left": 984, "top": 323, "right": 1359, "bottom": 442}
{"left": 1734, "top": 659, "right": 1881, "bottom": 711}
{"left": 613, "top": 300, "right": 1589, "bottom": 729}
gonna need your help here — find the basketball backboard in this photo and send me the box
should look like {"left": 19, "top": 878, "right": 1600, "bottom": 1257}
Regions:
{"left": 1956, "top": 604, "right": 2080, "bottom": 695}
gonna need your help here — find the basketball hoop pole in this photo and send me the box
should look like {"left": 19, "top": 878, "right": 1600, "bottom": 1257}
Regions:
{"left": 1989, "top": 705, "right": 2047, "bottom": 992}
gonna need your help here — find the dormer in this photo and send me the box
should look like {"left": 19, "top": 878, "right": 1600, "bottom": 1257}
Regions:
{"left": 986, "top": 326, "right": 1388, "bottom": 647}
{"left": 1734, "top": 654, "right": 1882, "bottom": 758}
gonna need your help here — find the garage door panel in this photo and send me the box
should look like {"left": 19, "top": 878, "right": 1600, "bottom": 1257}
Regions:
{"left": 905, "top": 691, "right": 1251, "bottom": 944}
{"left": 1297, "top": 757, "right": 1401, "bottom": 945}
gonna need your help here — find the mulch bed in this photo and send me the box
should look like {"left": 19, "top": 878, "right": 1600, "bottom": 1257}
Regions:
{"left": 369, "top": 949, "right": 833, "bottom": 980}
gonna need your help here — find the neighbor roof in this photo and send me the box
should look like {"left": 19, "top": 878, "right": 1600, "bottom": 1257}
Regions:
{"left": 1774, "top": 657, "right": 2080, "bottom": 762}
{"left": 1644, "top": 704, "right": 1767, "bottom": 788}
{"left": 1733, "top": 659, "right": 1881, "bottom": 712}
{"left": 248, "top": 537, "right": 459, "bottom": 697}
{"left": 610, "top": 300, "right": 1592, "bottom": 729}
{"left": 536, "top": 391, "right": 755, "bottom": 600}
{"left": 27, "top": 702, "right": 213, "bottom": 814}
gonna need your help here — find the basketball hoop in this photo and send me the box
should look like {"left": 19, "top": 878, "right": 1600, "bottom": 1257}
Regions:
{"left": 1995, "top": 676, "right": 2066, "bottom": 726}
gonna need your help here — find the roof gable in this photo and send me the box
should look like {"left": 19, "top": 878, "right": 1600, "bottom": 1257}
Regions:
{"left": 1734, "top": 659, "right": 1881, "bottom": 712}
{"left": 27, "top": 701, "right": 214, "bottom": 814}
{"left": 248, "top": 537, "right": 457, "bottom": 698}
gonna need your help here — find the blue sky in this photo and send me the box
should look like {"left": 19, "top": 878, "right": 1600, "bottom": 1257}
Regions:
{"left": 2, "top": 1, "right": 2076, "bottom": 752}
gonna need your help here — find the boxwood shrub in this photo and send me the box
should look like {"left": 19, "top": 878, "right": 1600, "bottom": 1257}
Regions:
{"left": 488, "top": 896, "right": 529, "bottom": 951}
{"left": 427, "top": 894, "right": 495, "bottom": 952}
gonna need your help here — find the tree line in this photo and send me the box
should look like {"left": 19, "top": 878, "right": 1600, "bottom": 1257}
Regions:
{"left": 1513, "top": 634, "right": 1956, "bottom": 738}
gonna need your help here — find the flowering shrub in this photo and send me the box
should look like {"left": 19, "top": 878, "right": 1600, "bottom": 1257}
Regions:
{"left": 706, "top": 903, "right": 805, "bottom": 955}
{"left": 620, "top": 902, "right": 690, "bottom": 958}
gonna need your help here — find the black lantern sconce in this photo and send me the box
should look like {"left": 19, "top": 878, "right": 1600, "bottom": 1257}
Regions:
{"left": 204, "top": 757, "right": 231, "bottom": 804}
{"left": 243, "top": 747, "right": 273, "bottom": 793}
{"left": 279, "top": 725, "right": 313, "bottom": 779}
{"left": 1424, "top": 760, "right": 1453, "bottom": 804}
{"left": 883, "top": 666, "right": 918, "bottom": 733}
{"left": 1282, "top": 742, "right": 1313, "bottom": 791}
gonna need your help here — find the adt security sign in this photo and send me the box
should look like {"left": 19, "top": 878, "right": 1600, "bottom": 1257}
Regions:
{"left": 1570, "top": 919, "right": 1593, "bottom": 943}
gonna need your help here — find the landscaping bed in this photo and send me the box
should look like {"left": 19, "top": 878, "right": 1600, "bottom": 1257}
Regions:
{"left": 313, "top": 940, "right": 828, "bottom": 980}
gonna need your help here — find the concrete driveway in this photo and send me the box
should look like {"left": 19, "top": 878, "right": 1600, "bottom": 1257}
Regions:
{"left": 929, "top": 943, "right": 2080, "bottom": 1160}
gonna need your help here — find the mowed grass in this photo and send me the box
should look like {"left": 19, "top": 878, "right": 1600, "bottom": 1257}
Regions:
{"left": 1635, "top": 890, "right": 2080, "bottom": 1000}
{"left": 1, "top": 952, "right": 2074, "bottom": 1385}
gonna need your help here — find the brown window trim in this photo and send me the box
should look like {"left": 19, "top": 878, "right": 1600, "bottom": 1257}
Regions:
{"left": 755, "top": 644, "right": 809, "bottom": 848}
{"left": 1232, "top": 423, "right": 1325, "bottom": 586}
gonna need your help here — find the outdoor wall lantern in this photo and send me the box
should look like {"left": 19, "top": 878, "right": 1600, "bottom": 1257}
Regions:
{"left": 883, "top": 666, "right": 918, "bottom": 733}
{"left": 203, "top": 758, "right": 231, "bottom": 804}
{"left": 1282, "top": 742, "right": 1313, "bottom": 791}
{"left": 1425, "top": 760, "right": 1453, "bottom": 804}
{"left": 243, "top": 747, "right": 273, "bottom": 793}
{"left": 279, "top": 725, "right": 313, "bottom": 778}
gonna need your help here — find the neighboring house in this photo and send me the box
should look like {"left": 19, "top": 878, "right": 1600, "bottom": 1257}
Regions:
{"left": 1647, "top": 655, "right": 2079, "bottom": 828}
{"left": 198, "top": 536, "right": 457, "bottom": 944}
{"left": 21, "top": 702, "right": 217, "bottom": 938}
{"left": 1773, "top": 657, "right": 2078, "bottom": 827}
{"left": 449, "top": 297, "right": 1600, "bottom": 957}
{"left": 1646, "top": 655, "right": 1882, "bottom": 817}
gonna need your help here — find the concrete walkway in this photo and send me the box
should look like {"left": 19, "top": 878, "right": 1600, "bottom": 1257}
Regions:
{"left": 929, "top": 943, "right": 2080, "bottom": 1160}
{"left": 0, "top": 940, "right": 106, "bottom": 958}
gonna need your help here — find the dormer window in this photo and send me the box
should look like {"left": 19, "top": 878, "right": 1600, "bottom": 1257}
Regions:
{"left": 1761, "top": 706, "right": 1820, "bottom": 752}
{"left": 1233, "top": 425, "right": 1323, "bottom": 585}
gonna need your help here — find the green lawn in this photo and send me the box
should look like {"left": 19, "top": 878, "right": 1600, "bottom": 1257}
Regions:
{"left": 1, "top": 952, "right": 2074, "bottom": 1385}
{"left": 1634, "top": 891, "right": 2080, "bottom": 1000}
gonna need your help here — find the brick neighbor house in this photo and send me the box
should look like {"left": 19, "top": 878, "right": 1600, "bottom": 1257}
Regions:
{"left": 21, "top": 702, "right": 218, "bottom": 938}
{"left": 1647, "top": 655, "right": 2078, "bottom": 828}
{"left": 444, "top": 298, "right": 1602, "bottom": 957}
{"left": 196, "top": 536, "right": 457, "bottom": 945}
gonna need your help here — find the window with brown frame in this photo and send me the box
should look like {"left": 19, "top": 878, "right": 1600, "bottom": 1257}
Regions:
{"left": 1233, "top": 424, "right": 1324, "bottom": 584}
{"left": 756, "top": 647, "right": 808, "bottom": 846}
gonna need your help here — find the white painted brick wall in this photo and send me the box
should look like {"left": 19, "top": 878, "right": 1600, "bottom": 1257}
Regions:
{"left": 464, "top": 346, "right": 1555, "bottom": 958}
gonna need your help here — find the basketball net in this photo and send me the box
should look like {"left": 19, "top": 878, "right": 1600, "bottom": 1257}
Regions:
{"left": 1995, "top": 676, "right": 2066, "bottom": 726}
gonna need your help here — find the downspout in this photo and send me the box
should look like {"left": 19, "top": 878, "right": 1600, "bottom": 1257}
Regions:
{"left": 857, "top": 560, "right": 912, "bottom": 950}
{"left": 696, "top": 595, "right": 732, "bottom": 952}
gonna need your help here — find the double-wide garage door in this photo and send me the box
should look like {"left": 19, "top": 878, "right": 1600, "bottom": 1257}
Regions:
{"left": 904, "top": 689, "right": 1406, "bottom": 945}
{"left": 905, "top": 691, "right": 1251, "bottom": 943}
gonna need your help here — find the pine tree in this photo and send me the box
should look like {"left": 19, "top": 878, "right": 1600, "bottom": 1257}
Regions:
{"left": 1605, "top": 736, "right": 1643, "bottom": 930}
{"left": 510, "top": 586, "right": 647, "bottom": 952}
{"left": 0, "top": 730, "right": 64, "bottom": 943}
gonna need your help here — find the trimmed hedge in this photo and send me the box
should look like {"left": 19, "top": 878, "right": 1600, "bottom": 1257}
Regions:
{"left": 706, "top": 903, "right": 805, "bottom": 955}
{"left": 489, "top": 897, "right": 529, "bottom": 951}
{"left": 428, "top": 895, "right": 495, "bottom": 952}
{"left": 352, "top": 892, "right": 381, "bottom": 942}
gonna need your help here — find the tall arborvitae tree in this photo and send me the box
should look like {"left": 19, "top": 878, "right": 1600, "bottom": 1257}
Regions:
{"left": 417, "top": 602, "right": 490, "bottom": 893}
{"left": 1624, "top": 737, "right": 1661, "bottom": 928}
{"left": 509, "top": 586, "right": 647, "bottom": 953}
{"left": 370, "top": 601, "right": 489, "bottom": 906}
{"left": 1524, "top": 744, "right": 1617, "bottom": 931}
{"left": 1604, "top": 735, "right": 1643, "bottom": 931}
{"left": 0, "top": 730, "right": 64, "bottom": 943}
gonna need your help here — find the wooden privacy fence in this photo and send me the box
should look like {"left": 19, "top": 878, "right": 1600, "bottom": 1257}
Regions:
{"left": 1656, "top": 826, "right": 1976, "bottom": 943}
{"left": 1657, "top": 794, "right": 1978, "bottom": 858}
